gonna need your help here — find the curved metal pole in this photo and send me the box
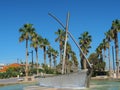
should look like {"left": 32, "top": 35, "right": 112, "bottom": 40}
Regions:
{"left": 48, "top": 13, "right": 65, "bottom": 29}
{"left": 68, "top": 31, "right": 92, "bottom": 68}
{"left": 48, "top": 13, "right": 92, "bottom": 72}
{"left": 49, "top": 12, "right": 67, "bottom": 74}
{"left": 61, "top": 12, "right": 69, "bottom": 74}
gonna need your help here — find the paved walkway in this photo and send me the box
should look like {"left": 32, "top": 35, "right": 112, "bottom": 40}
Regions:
{"left": 0, "top": 78, "right": 18, "bottom": 85}
{"left": 0, "top": 77, "right": 36, "bottom": 85}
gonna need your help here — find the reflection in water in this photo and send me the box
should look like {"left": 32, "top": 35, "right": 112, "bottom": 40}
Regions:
{"left": 0, "top": 79, "right": 120, "bottom": 90}
{"left": 88, "top": 80, "right": 120, "bottom": 90}
{"left": 0, "top": 82, "right": 38, "bottom": 90}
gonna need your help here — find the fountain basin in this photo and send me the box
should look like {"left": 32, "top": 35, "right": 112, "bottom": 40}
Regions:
{"left": 39, "top": 70, "right": 88, "bottom": 89}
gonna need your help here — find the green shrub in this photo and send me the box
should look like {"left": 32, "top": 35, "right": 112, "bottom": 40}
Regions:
{"left": 92, "top": 70, "right": 109, "bottom": 77}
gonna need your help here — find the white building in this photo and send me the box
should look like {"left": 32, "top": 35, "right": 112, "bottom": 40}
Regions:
{"left": 0, "top": 64, "right": 5, "bottom": 69}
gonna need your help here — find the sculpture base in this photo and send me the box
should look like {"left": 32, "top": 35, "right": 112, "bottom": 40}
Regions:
{"left": 39, "top": 70, "right": 88, "bottom": 89}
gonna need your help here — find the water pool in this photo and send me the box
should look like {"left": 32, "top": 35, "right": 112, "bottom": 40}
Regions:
{"left": 88, "top": 80, "right": 120, "bottom": 90}
{"left": 0, "top": 80, "right": 120, "bottom": 90}
{"left": 0, "top": 82, "right": 38, "bottom": 90}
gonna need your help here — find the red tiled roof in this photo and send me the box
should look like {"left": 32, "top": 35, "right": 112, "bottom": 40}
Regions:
{"left": 0, "top": 63, "right": 22, "bottom": 73}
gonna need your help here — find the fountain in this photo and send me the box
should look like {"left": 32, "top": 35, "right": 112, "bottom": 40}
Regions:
{"left": 24, "top": 69, "right": 92, "bottom": 90}
{"left": 24, "top": 12, "right": 93, "bottom": 90}
{"left": 38, "top": 12, "right": 92, "bottom": 89}
{"left": 39, "top": 70, "right": 89, "bottom": 89}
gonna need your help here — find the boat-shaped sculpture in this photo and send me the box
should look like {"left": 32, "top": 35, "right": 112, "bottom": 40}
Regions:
{"left": 38, "top": 12, "right": 93, "bottom": 89}
{"left": 39, "top": 70, "right": 90, "bottom": 89}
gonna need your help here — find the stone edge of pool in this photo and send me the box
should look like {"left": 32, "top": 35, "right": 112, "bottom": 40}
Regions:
{"left": 0, "top": 80, "right": 38, "bottom": 86}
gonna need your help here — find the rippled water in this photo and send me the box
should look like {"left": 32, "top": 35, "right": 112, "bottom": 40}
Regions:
{"left": 87, "top": 80, "right": 120, "bottom": 90}
{"left": 0, "top": 82, "right": 38, "bottom": 90}
{"left": 0, "top": 80, "right": 120, "bottom": 90}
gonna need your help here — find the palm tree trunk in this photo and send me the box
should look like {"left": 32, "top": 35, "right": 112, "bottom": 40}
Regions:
{"left": 53, "top": 58, "right": 55, "bottom": 67}
{"left": 60, "top": 44, "right": 62, "bottom": 64}
{"left": 55, "top": 58, "right": 57, "bottom": 68}
{"left": 44, "top": 47, "right": 46, "bottom": 65}
{"left": 53, "top": 57, "right": 57, "bottom": 73}
{"left": 25, "top": 39, "right": 28, "bottom": 80}
{"left": 65, "top": 54, "right": 69, "bottom": 74}
{"left": 108, "top": 43, "right": 111, "bottom": 77}
{"left": 64, "top": 57, "right": 67, "bottom": 74}
{"left": 83, "top": 57, "right": 87, "bottom": 69}
{"left": 80, "top": 54, "right": 86, "bottom": 69}
{"left": 49, "top": 55, "right": 52, "bottom": 68}
{"left": 31, "top": 50, "right": 34, "bottom": 68}
{"left": 112, "top": 46, "right": 115, "bottom": 73}
{"left": 36, "top": 48, "right": 39, "bottom": 75}
{"left": 103, "top": 50, "right": 106, "bottom": 61}
{"left": 80, "top": 52, "right": 87, "bottom": 69}
{"left": 115, "top": 32, "right": 119, "bottom": 79}
{"left": 83, "top": 51, "right": 87, "bottom": 69}
{"left": 80, "top": 52, "right": 83, "bottom": 69}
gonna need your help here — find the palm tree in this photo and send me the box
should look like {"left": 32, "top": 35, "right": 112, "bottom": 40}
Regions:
{"left": 31, "top": 32, "right": 43, "bottom": 75}
{"left": 71, "top": 51, "right": 78, "bottom": 72}
{"left": 96, "top": 45, "right": 102, "bottom": 59}
{"left": 105, "top": 30, "right": 112, "bottom": 75}
{"left": 52, "top": 49, "right": 59, "bottom": 68}
{"left": 102, "top": 39, "right": 109, "bottom": 61}
{"left": 99, "top": 43, "right": 104, "bottom": 61}
{"left": 79, "top": 32, "right": 92, "bottom": 69}
{"left": 40, "top": 38, "right": 50, "bottom": 65}
{"left": 19, "top": 23, "right": 35, "bottom": 79}
{"left": 96, "top": 43, "right": 105, "bottom": 71}
{"left": 47, "top": 46, "right": 53, "bottom": 68}
{"left": 65, "top": 42, "right": 72, "bottom": 73}
{"left": 110, "top": 19, "right": 120, "bottom": 79}
{"left": 96, "top": 45, "right": 103, "bottom": 71}
{"left": 88, "top": 53, "right": 99, "bottom": 71}
{"left": 55, "top": 29, "right": 65, "bottom": 64}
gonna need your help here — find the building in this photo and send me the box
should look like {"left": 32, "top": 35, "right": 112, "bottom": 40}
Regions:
{"left": 0, "top": 64, "right": 5, "bottom": 69}
{"left": 0, "top": 63, "right": 23, "bottom": 73}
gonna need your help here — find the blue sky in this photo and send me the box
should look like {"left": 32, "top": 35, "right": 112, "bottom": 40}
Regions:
{"left": 0, "top": 0, "right": 120, "bottom": 68}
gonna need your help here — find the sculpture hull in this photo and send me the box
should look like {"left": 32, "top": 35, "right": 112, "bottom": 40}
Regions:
{"left": 39, "top": 70, "right": 88, "bottom": 89}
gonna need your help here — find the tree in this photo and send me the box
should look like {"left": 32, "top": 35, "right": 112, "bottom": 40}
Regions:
{"left": 88, "top": 53, "right": 106, "bottom": 76}
{"left": 71, "top": 51, "right": 78, "bottom": 67}
{"left": 88, "top": 53, "right": 99, "bottom": 71}
{"left": 96, "top": 43, "right": 103, "bottom": 61}
{"left": 52, "top": 49, "right": 59, "bottom": 68}
{"left": 19, "top": 23, "right": 35, "bottom": 79}
{"left": 47, "top": 46, "right": 53, "bottom": 68}
{"left": 55, "top": 29, "right": 65, "bottom": 64}
{"left": 31, "top": 32, "right": 43, "bottom": 75}
{"left": 65, "top": 42, "right": 72, "bottom": 73}
{"left": 102, "top": 39, "right": 109, "bottom": 61}
{"left": 40, "top": 38, "right": 50, "bottom": 65}
{"left": 79, "top": 32, "right": 92, "bottom": 69}
{"left": 71, "top": 51, "right": 78, "bottom": 72}
{"left": 110, "top": 19, "right": 120, "bottom": 78}
{"left": 96, "top": 43, "right": 106, "bottom": 71}
{"left": 105, "top": 30, "right": 112, "bottom": 74}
